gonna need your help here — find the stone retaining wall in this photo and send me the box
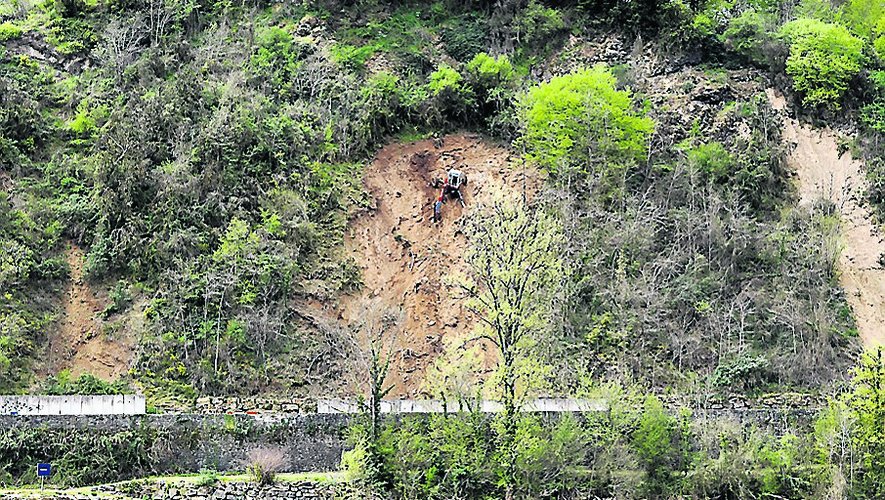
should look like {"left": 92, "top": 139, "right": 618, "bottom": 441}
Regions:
{"left": 178, "top": 394, "right": 827, "bottom": 414}
{"left": 97, "top": 480, "right": 338, "bottom": 500}
{"left": 0, "top": 414, "right": 350, "bottom": 474}
{"left": 4, "top": 480, "right": 338, "bottom": 499}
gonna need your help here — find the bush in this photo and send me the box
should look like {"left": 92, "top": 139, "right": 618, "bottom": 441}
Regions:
{"left": 100, "top": 279, "right": 132, "bottom": 318}
{"left": 516, "top": 0, "right": 566, "bottom": 53}
{"left": 861, "top": 71, "right": 885, "bottom": 133}
{"left": 0, "top": 22, "right": 22, "bottom": 41}
{"left": 721, "top": 9, "right": 777, "bottom": 66}
{"left": 195, "top": 470, "right": 219, "bottom": 487}
{"left": 41, "top": 371, "right": 130, "bottom": 395}
{"left": 632, "top": 396, "right": 691, "bottom": 496}
{"left": 465, "top": 52, "right": 515, "bottom": 90}
{"left": 686, "top": 141, "right": 732, "bottom": 179}
{"left": 465, "top": 53, "right": 516, "bottom": 128}
{"left": 0, "top": 426, "right": 155, "bottom": 487}
{"left": 246, "top": 446, "right": 287, "bottom": 485}
{"left": 518, "top": 64, "right": 654, "bottom": 176}
{"left": 658, "top": 0, "right": 713, "bottom": 51}
{"left": 779, "top": 18, "right": 865, "bottom": 108}
{"left": 839, "top": 0, "right": 884, "bottom": 39}
{"left": 424, "top": 63, "right": 475, "bottom": 127}
{"left": 441, "top": 14, "right": 487, "bottom": 62}
{"left": 330, "top": 43, "right": 378, "bottom": 71}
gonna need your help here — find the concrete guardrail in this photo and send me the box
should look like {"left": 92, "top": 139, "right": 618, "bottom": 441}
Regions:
{"left": 0, "top": 395, "right": 146, "bottom": 415}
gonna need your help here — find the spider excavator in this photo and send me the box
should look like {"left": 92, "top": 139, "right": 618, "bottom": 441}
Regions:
{"left": 431, "top": 168, "right": 467, "bottom": 223}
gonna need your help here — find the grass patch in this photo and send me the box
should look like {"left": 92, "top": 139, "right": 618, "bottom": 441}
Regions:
{"left": 0, "top": 472, "right": 344, "bottom": 498}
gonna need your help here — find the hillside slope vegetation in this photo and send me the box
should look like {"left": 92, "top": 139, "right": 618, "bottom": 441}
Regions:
{"left": 0, "top": 0, "right": 881, "bottom": 405}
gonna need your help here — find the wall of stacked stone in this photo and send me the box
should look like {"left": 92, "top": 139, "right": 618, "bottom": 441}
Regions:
{"left": 191, "top": 397, "right": 316, "bottom": 414}
{"left": 0, "top": 414, "right": 351, "bottom": 474}
{"left": 4, "top": 480, "right": 339, "bottom": 500}
{"left": 182, "top": 394, "right": 827, "bottom": 415}
{"left": 96, "top": 480, "right": 339, "bottom": 500}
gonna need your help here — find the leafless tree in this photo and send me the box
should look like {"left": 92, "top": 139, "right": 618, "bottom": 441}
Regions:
{"left": 98, "top": 16, "right": 147, "bottom": 77}
{"left": 330, "top": 299, "right": 403, "bottom": 438}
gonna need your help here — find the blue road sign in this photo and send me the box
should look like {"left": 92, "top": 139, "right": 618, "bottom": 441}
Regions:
{"left": 37, "top": 463, "right": 51, "bottom": 477}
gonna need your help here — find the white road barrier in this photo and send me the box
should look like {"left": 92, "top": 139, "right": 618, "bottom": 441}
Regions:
{"left": 0, "top": 395, "right": 146, "bottom": 415}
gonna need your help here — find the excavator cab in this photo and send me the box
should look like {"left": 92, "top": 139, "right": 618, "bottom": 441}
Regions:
{"left": 447, "top": 169, "right": 466, "bottom": 189}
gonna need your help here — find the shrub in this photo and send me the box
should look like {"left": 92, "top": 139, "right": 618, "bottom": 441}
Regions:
{"left": 67, "top": 99, "right": 108, "bottom": 137}
{"left": 779, "top": 18, "right": 865, "bottom": 108}
{"left": 195, "top": 470, "right": 219, "bottom": 487}
{"left": 441, "top": 14, "right": 487, "bottom": 62}
{"left": 465, "top": 53, "right": 516, "bottom": 127}
{"left": 424, "top": 63, "right": 475, "bottom": 126}
{"left": 47, "top": 17, "right": 98, "bottom": 55}
{"left": 0, "top": 22, "right": 22, "bottom": 42}
{"left": 246, "top": 446, "right": 287, "bottom": 485}
{"left": 330, "top": 43, "right": 378, "bottom": 71}
{"left": 41, "top": 371, "right": 130, "bottom": 395}
{"left": 721, "top": 9, "right": 777, "bottom": 65}
{"left": 518, "top": 64, "right": 653, "bottom": 175}
{"left": 100, "top": 279, "right": 132, "bottom": 318}
{"left": 839, "top": 0, "right": 884, "bottom": 39}
{"left": 709, "top": 353, "right": 771, "bottom": 389}
{"left": 861, "top": 71, "right": 885, "bottom": 133}
{"left": 686, "top": 141, "right": 732, "bottom": 180}
{"left": 516, "top": 0, "right": 566, "bottom": 53}
{"left": 658, "top": 0, "right": 714, "bottom": 51}
{"left": 465, "top": 53, "right": 515, "bottom": 90}
{"left": 0, "top": 426, "right": 156, "bottom": 487}
{"left": 631, "top": 396, "right": 691, "bottom": 496}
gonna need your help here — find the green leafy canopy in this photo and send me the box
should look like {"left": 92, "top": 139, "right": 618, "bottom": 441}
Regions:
{"left": 518, "top": 65, "right": 654, "bottom": 173}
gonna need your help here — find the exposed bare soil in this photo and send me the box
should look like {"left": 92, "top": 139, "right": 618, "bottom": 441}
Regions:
{"left": 769, "top": 89, "right": 885, "bottom": 348}
{"left": 337, "top": 133, "right": 537, "bottom": 397}
{"left": 38, "top": 243, "right": 134, "bottom": 381}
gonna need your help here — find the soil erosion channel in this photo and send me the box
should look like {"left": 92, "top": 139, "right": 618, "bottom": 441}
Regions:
{"left": 769, "top": 90, "right": 885, "bottom": 348}
{"left": 340, "top": 133, "right": 537, "bottom": 397}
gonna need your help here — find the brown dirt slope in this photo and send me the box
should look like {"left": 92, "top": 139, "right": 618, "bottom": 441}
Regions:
{"left": 39, "top": 244, "right": 134, "bottom": 381}
{"left": 769, "top": 89, "right": 885, "bottom": 348}
{"left": 339, "top": 133, "right": 537, "bottom": 397}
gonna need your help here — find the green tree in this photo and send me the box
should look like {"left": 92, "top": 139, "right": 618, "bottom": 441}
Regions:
{"left": 779, "top": 18, "right": 865, "bottom": 108}
{"left": 518, "top": 65, "right": 653, "bottom": 184}
{"left": 845, "top": 348, "right": 885, "bottom": 496}
{"left": 454, "top": 197, "right": 564, "bottom": 498}
{"left": 815, "top": 349, "right": 885, "bottom": 497}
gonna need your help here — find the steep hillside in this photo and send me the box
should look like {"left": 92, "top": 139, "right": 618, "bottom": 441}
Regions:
{"left": 338, "top": 133, "right": 537, "bottom": 396}
{"left": 0, "top": 0, "right": 879, "bottom": 404}
{"left": 770, "top": 90, "right": 885, "bottom": 348}
{"left": 39, "top": 244, "right": 131, "bottom": 380}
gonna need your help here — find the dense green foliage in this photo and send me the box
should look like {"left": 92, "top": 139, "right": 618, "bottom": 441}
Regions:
{"left": 779, "top": 19, "right": 865, "bottom": 108}
{"left": 352, "top": 350, "right": 885, "bottom": 499}
{"left": 40, "top": 370, "right": 130, "bottom": 395}
{"left": 0, "top": 425, "right": 157, "bottom": 487}
{"left": 519, "top": 65, "right": 654, "bottom": 176}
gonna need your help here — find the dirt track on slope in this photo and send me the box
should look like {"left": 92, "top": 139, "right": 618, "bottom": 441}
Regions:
{"left": 338, "top": 133, "right": 537, "bottom": 397}
{"left": 769, "top": 90, "right": 885, "bottom": 348}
